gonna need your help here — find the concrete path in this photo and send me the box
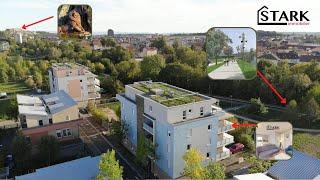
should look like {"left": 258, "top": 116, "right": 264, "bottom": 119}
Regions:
{"left": 208, "top": 61, "right": 245, "bottom": 80}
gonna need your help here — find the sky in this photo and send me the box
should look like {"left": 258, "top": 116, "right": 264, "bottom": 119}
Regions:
{"left": 216, "top": 28, "right": 256, "bottom": 52}
{"left": 0, "top": 0, "right": 319, "bottom": 33}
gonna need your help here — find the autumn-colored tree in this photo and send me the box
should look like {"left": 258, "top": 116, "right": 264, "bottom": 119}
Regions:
{"left": 96, "top": 149, "right": 123, "bottom": 180}
{"left": 182, "top": 148, "right": 205, "bottom": 179}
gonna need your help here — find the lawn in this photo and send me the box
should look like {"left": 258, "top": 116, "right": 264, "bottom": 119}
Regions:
{"left": 293, "top": 133, "right": 320, "bottom": 158}
{"left": 207, "top": 62, "right": 225, "bottom": 73}
{"left": 237, "top": 60, "right": 256, "bottom": 79}
{"left": 105, "top": 102, "right": 121, "bottom": 117}
{"left": 0, "top": 82, "right": 31, "bottom": 94}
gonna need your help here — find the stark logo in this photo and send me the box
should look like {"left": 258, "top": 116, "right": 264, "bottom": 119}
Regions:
{"left": 257, "top": 6, "right": 310, "bottom": 25}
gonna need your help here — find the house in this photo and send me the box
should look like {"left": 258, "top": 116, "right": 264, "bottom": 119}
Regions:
{"left": 48, "top": 63, "right": 101, "bottom": 106}
{"left": 267, "top": 150, "right": 320, "bottom": 179}
{"left": 15, "top": 156, "right": 101, "bottom": 180}
{"left": 17, "top": 90, "right": 82, "bottom": 145}
{"left": 116, "top": 81, "right": 234, "bottom": 178}
{"left": 140, "top": 47, "right": 157, "bottom": 57}
{"left": 0, "top": 41, "right": 9, "bottom": 51}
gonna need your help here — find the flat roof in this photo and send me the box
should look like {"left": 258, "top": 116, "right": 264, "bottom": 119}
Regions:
{"left": 17, "top": 95, "right": 43, "bottom": 105}
{"left": 130, "top": 81, "right": 209, "bottom": 107}
{"left": 42, "top": 90, "right": 77, "bottom": 114}
{"left": 234, "top": 173, "right": 273, "bottom": 180}
{"left": 15, "top": 156, "right": 101, "bottom": 180}
{"left": 18, "top": 105, "right": 47, "bottom": 116}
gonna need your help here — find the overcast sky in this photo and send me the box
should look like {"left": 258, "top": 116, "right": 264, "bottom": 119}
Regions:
{"left": 0, "top": 0, "right": 319, "bottom": 33}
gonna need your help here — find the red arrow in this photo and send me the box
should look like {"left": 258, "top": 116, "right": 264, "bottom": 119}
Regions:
{"left": 21, "top": 16, "right": 54, "bottom": 30}
{"left": 232, "top": 123, "right": 257, "bottom": 129}
{"left": 257, "top": 70, "right": 287, "bottom": 105}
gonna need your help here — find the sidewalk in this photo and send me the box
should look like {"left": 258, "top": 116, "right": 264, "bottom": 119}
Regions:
{"left": 208, "top": 61, "right": 245, "bottom": 80}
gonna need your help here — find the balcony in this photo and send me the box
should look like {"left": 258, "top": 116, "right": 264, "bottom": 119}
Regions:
{"left": 95, "top": 78, "right": 100, "bottom": 86}
{"left": 217, "top": 119, "right": 234, "bottom": 133}
{"left": 143, "top": 122, "right": 154, "bottom": 135}
{"left": 217, "top": 133, "right": 234, "bottom": 147}
{"left": 216, "top": 147, "right": 231, "bottom": 161}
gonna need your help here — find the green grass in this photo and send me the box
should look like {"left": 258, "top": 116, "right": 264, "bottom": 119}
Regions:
{"left": 207, "top": 62, "right": 225, "bottom": 73}
{"left": 293, "top": 133, "right": 320, "bottom": 158}
{"left": 105, "top": 102, "right": 121, "bottom": 117}
{"left": 0, "top": 82, "right": 31, "bottom": 94}
{"left": 237, "top": 60, "right": 256, "bottom": 79}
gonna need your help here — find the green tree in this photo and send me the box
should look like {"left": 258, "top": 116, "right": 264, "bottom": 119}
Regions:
{"left": 95, "top": 62, "right": 105, "bottom": 74}
{"left": 115, "top": 60, "right": 140, "bottom": 83}
{"left": 12, "top": 133, "right": 31, "bottom": 168}
{"left": 140, "top": 55, "right": 165, "bottom": 80}
{"left": 135, "top": 134, "right": 157, "bottom": 167}
{"left": 96, "top": 149, "right": 123, "bottom": 180}
{"left": 0, "top": 68, "right": 8, "bottom": 83}
{"left": 34, "top": 71, "right": 43, "bottom": 88}
{"left": 182, "top": 148, "right": 204, "bottom": 179}
{"left": 151, "top": 37, "right": 166, "bottom": 52}
{"left": 101, "top": 37, "right": 116, "bottom": 47}
{"left": 248, "top": 98, "right": 268, "bottom": 115}
{"left": 307, "top": 84, "right": 320, "bottom": 104}
{"left": 110, "top": 121, "right": 127, "bottom": 141}
{"left": 7, "top": 96, "right": 18, "bottom": 119}
{"left": 25, "top": 77, "right": 35, "bottom": 88}
{"left": 247, "top": 155, "right": 273, "bottom": 173}
{"left": 206, "top": 28, "right": 230, "bottom": 65}
{"left": 39, "top": 135, "right": 60, "bottom": 165}
{"left": 204, "top": 163, "right": 225, "bottom": 180}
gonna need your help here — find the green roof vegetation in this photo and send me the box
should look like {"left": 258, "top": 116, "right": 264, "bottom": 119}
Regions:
{"left": 132, "top": 82, "right": 205, "bottom": 107}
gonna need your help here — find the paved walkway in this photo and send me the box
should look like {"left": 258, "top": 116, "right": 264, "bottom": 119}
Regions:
{"left": 208, "top": 61, "right": 245, "bottom": 80}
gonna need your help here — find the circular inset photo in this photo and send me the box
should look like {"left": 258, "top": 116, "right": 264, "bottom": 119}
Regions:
{"left": 58, "top": 4, "right": 92, "bottom": 39}
{"left": 206, "top": 27, "right": 257, "bottom": 80}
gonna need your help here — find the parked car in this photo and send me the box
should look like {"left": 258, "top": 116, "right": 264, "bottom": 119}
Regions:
{"left": 0, "top": 92, "right": 7, "bottom": 99}
{"left": 228, "top": 143, "right": 244, "bottom": 154}
{"left": 79, "top": 107, "right": 88, "bottom": 114}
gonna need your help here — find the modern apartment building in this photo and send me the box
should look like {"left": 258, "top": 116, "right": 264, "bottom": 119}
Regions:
{"left": 17, "top": 90, "right": 82, "bottom": 145}
{"left": 48, "top": 63, "right": 101, "bottom": 106}
{"left": 116, "top": 81, "right": 234, "bottom": 178}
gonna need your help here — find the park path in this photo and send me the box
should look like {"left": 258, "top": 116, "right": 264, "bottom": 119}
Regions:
{"left": 208, "top": 60, "right": 245, "bottom": 80}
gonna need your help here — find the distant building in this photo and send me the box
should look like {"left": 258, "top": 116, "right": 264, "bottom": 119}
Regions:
{"left": 0, "top": 41, "right": 9, "bottom": 51}
{"left": 17, "top": 90, "right": 82, "bottom": 145}
{"left": 140, "top": 47, "right": 157, "bottom": 57}
{"left": 107, "top": 29, "right": 114, "bottom": 37}
{"left": 15, "top": 32, "right": 23, "bottom": 44}
{"left": 116, "top": 81, "right": 234, "bottom": 178}
{"left": 48, "top": 63, "right": 101, "bottom": 106}
{"left": 16, "top": 156, "right": 101, "bottom": 180}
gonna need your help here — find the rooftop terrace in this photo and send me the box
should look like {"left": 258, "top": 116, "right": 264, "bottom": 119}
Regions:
{"left": 130, "top": 81, "right": 207, "bottom": 107}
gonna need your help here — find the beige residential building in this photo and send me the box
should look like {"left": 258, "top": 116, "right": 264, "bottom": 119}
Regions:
{"left": 48, "top": 63, "right": 101, "bottom": 106}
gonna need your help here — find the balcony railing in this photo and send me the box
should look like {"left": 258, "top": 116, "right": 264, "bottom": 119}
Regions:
{"left": 217, "top": 133, "right": 234, "bottom": 147}
{"left": 143, "top": 122, "right": 154, "bottom": 135}
{"left": 217, "top": 120, "right": 234, "bottom": 133}
{"left": 216, "top": 147, "right": 231, "bottom": 161}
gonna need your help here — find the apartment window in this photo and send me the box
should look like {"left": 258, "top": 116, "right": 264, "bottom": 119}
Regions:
{"left": 62, "top": 129, "right": 67, "bottom": 137}
{"left": 187, "top": 144, "right": 191, "bottom": 150}
{"left": 168, "top": 131, "right": 171, "bottom": 137}
{"left": 149, "top": 105, "right": 152, "bottom": 112}
{"left": 49, "top": 118, "right": 53, "bottom": 124}
{"left": 66, "top": 128, "right": 72, "bottom": 136}
{"left": 206, "top": 152, "right": 210, "bottom": 158}
{"left": 80, "top": 79, "right": 82, "bottom": 82}
{"left": 183, "top": 110, "right": 187, "bottom": 120}
{"left": 200, "top": 107, "right": 204, "bottom": 116}
{"left": 189, "top": 109, "right": 192, "bottom": 113}
{"left": 66, "top": 116, "right": 70, "bottom": 121}
{"left": 208, "top": 124, "right": 212, "bottom": 130}
{"left": 38, "top": 120, "right": 43, "bottom": 126}
{"left": 56, "top": 130, "right": 62, "bottom": 138}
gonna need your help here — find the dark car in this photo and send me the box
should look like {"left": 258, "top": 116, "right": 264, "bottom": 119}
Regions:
{"left": 228, "top": 143, "right": 244, "bottom": 154}
{"left": 79, "top": 107, "right": 88, "bottom": 114}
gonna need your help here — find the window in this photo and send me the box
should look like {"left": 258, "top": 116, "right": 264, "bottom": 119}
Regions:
{"left": 187, "top": 144, "right": 191, "bottom": 150}
{"left": 38, "top": 120, "right": 43, "bottom": 126}
{"left": 189, "top": 109, "right": 192, "bottom": 113}
{"left": 167, "top": 143, "right": 170, "bottom": 152}
{"left": 149, "top": 105, "right": 152, "bottom": 112}
{"left": 80, "top": 79, "right": 82, "bottom": 82}
{"left": 206, "top": 152, "right": 210, "bottom": 158}
{"left": 208, "top": 124, "right": 211, "bottom": 130}
{"left": 66, "top": 128, "right": 72, "bottom": 136}
{"left": 49, "top": 118, "right": 53, "bottom": 124}
{"left": 168, "top": 131, "right": 171, "bottom": 137}
{"left": 200, "top": 107, "right": 204, "bottom": 116}
{"left": 56, "top": 130, "right": 62, "bottom": 138}
{"left": 66, "top": 116, "right": 70, "bottom": 121}
{"left": 62, "top": 129, "right": 67, "bottom": 137}
{"left": 183, "top": 110, "right": 187, "bottom": 120}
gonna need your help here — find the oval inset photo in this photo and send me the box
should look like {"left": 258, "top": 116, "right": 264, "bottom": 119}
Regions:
{"left": 206, "top": 27, "right": 257, "bottom": 80}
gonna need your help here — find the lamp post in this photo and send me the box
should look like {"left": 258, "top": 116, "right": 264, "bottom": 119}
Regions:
{"left": 239, "top": 32, "right": 247, "bottom": 60}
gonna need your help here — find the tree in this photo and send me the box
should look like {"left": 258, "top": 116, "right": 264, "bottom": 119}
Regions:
{"left": 204, "top": 163, "right": 225, "bottom": 180}
{"left": 12, "top": 133, "right": 31, "bottom": 168}
{"left": 47, "top": 47, "right": 62, "bottom": 59}
{"left": 110, "top": 121, "right": 127, "bottom": 141}
{"left": 307, "top": 84, "right": 320, "bottom": 104}
{"left": 151, "top": 37, "right": 166, "bottom": 52}
{"left": 0, "top": 68, "right": 8, "bottom": 83}
{"left": 39, "top": 135, "right": 60, "bottom": 165}
{"left": 101, "top": 37, "right": 116, "bottom": 47}
{"left": 95, "top": 62, "right": 105, "bottom": 74}
{"left": 34, "top": 71, "right": 43, "bottom": 88}
{"left": 182, "top": 148, "right": 204, "bottom": 179}
{"left": 25, "top": 77, "right": 35, "bottom": 88}
{"left": 140, "top": 55, "right": 165, "bottom": 80}
{"left": 248, "top": 98, "right": 268, "bottom": 115}
{"left": 7, "top": 96, "right": 18, "bottom": 119}
{"left": 135, "top": 134, "right": 157, "bottom": 168}
{"left": 206, "top": 28, "right": 230, "bottom": 65}
{"left": 102, "top": 46, "right": 132, "bottom": 64}
{"left": 96, "top": 149, "right": 123, "bottom": 180}
{"left": 247, "top": 155, "right": 273, "bottom": 173}
{"left": 223, "top": 45, "right": 233, "bottom": 60}
{"left": 115, "top": 60, "right": 140, "bottom": 83}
